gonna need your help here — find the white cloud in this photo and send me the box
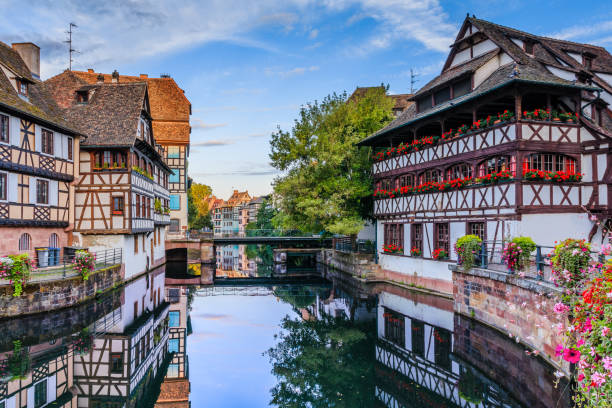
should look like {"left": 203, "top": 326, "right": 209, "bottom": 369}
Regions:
{"left": 192, "top": 140, "right": 234, "bottom": 147}
{"left": 549, "top": 20, "right": 612, "bottom": 42}
{"left": 0, "top": 0, "right": 456, "bottom": 78}
{"left": 191, "top": 119, "right": 228, "bottom": 130}
{"left": 265, "top": 65, "right": 319, "bottom": 78}
{"left": 309, "top": 28, "right": 319, "bottom": 39}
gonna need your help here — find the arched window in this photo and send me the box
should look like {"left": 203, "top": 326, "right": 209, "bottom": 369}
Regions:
{"left": 445, "top": 163, "right": 472, "bottom": 180}
{"left": 522, "top": 153, "right": 576, "bottom": 174}
{"left": 19, "top": 233, "right": 31, "bottom": 251}
{"left": 49, "top": 233, "right": 59, "bottom": 248}
{"left": 380, "top": 179, "right": 392, "bottom": 191}
{"left": 478, "top": 156, "right": 515, "bottom": 177}
{"left": 419, "top": 169, "right": 442, "bottom": 184}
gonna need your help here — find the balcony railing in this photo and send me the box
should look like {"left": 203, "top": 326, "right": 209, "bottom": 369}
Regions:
{"left": 372, "top": 120, "right": 579, "bottom": 176}
{"left": 153, "top": 212, "right": 171, "bottom": 225}
{"left": 374, "top": 179, "right": 586, "bottom": 217}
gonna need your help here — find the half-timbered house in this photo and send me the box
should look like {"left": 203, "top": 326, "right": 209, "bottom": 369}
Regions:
{"left": 0, "top": 42, "right": 81, "bottom": 256}
{"left": 359, "top": 16, "right": 612, "bottom": 293}
{"left": 68, "top": 70, "right": 191, "bottom": 237}
{"left": 73, "top": 270, "right": 169, "bottom": 408}
{"left": 45, "top": 71, "right": 172, "bottom": 279}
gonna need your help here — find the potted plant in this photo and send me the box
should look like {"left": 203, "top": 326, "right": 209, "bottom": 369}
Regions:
{"left": 455, "top": 235, "right": 483, "bottom": 271}
{"left": 73, "top": 250, "right": 96, "bottom": 281}
{"left": 410, "top": 247, "right": 422, "bottom": 257}
{"left": 0, "top": 254, "right": 31, "bottom": 297}
{"left": 154, "top": 198, "right": 162, "bottom": 213}
{"left": 383, "top": 244, "right": 403, "bottom": 254}
{"left": 502, "top": 236, "right": 536, "bottom": 273}
{"left": 432, "top": 248, "right": 448, "bottom": 260}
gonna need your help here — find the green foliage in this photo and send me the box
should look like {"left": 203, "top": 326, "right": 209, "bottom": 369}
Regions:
{"left": 0, "top": 254, "right": 31, "bottom": 296}
{"left": 0, "top": 341, "right": 30, "bottom": 380}
{"left": 455, "top": 235, "right": 482, "bottom": 271}
{"left": 154, "top": 198, "right": 162, "bottom": 213}
{"left": 254, "top": 198, "right": 278, "bottom": 231}
{"left": 187, "top": 187, "right": 198, "bottom": 228}
{"left": 551, "top": 238, "right": 592, "bottom": 300}
{"left": 265, "top": 314, "right": 376, "bottom": 407}
{"left": 270, "top": 87, "right": 394, "bottom": 235}
{"left": 510, "top": 236, "right": 536, "bottom": 271}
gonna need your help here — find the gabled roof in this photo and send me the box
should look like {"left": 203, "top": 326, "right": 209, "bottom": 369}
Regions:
{"left": 44, "top": 70, "right": 147, "bottom": 147}
{"left": 0, "top": 42, "right": 79, "bottom": 135}
{"left": 358, "top": 17, "right": 606, "bottom": 146}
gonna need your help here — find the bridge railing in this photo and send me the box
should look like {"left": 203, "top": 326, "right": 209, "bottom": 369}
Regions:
{"left": 333, "top": 236, "right": 375, "bottom": 254}
{"left": 213, "top": 229, "right": 319, "bottom": 238}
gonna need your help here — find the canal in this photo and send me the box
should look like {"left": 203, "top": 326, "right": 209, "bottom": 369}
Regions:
{"left": 0, "top": 245, "right": 569, "bottom": 408}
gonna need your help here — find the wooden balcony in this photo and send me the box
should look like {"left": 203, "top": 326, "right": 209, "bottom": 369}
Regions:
{"left": 132, "top": 216, "right": 154, "bottom": 232}
{"left": 373, "top": 180, "right": 586, "bottom": 218}
{"left": 372, "top": 120, "right": 580, "bottom": 177}
{"left": 153, "top": 212, "right": 171, "bottom": 225}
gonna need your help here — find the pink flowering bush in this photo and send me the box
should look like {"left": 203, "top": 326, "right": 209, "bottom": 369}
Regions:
{"left": 73, "top": 250, "right": 95, "bottom": 281}
{"left": 0, "top": 254, "right": 31, "bottom": 296}
{"left": 551, "top": 238, "right": 611, "bottom": 406}
{"left": 502, "top": 237, "right": 535, "bottom": 272}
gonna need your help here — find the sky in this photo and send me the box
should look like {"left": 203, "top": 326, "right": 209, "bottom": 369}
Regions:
{"left": 1, "top": 0, "right": 611, "bottom": 199}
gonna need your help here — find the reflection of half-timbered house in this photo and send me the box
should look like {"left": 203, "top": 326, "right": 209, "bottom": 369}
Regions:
{"left": 0, "top": 42, "right": 81, "bottom": 255}
{"left": 0, "top": 338, "right": 76, "bottom": 408}
{"left": 73, "top": 270, "right": 169, "bottom": 408}
{"left": 359, "top": 17, "right": 612, "bottom": 293}
{"left": 154, "top": 286, "right": 191, "bottom": 407}
{"left": 45, "top": 71, "right": 171, "bottom": 279}
{"left": 374, "top": 289, "right": 518, "bottom": 407}
{"left": 67, "top": 70, "right": 191, "bottom": 236}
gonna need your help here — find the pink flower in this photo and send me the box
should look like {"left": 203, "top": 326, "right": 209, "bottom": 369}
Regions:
{"left": 603, "top": 356, "right": 612, "bottom": 372}
{"left": 602, "top": 327, "right": 610, "bottom": 337}
{"left": 555, "top": 344, "right": 564, "bottom": 357}
{"left": 591, "top": 372, "right": 607, "bottom": 387}
{"left": 579, "top": 358, "right": 590, "bottom": 369}
{"left": 577, "top": 373, "right": 585, "bottom": 382}
{"left": 553, "top": 302, "right": 569, "bottom": 314}
{"left": 563, "top": 348, "right": 581, "bottom": 364}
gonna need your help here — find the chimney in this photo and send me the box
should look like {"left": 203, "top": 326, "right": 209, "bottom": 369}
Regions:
{"left": 111, "top": 70, "right": 119, "bottom": 83}
{"left": 11, "top": 43, "right": 40, "bottom": 79}
{"left": 96, "top": 74, "right": 104, "bottom": 84}
{"left": 87, "top": 68, "right": 94, "bottom": 73}
{"left": 140, "top": 74, "right": 148, "bottom": 79}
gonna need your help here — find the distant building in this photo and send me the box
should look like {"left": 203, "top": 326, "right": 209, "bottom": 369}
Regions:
{"left": 0, "top": 41, "right": 81, "bottom": 256}
{"left": 68, "top": 69, "right": 191, "bottom": 236}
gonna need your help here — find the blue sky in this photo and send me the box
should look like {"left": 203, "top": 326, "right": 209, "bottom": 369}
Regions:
{"left": 1, "top": 0, "right": 611, "bottom": 198}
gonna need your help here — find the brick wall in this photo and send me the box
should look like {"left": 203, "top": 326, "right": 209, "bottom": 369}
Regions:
{"left": 452, "top": 266, "right": 568, "bottom": 373}
{"left": 0, "top": 264, "right": 122, "bottom": 318}
{"left": 453, "top": 313, "right": 571, "bottom": 408}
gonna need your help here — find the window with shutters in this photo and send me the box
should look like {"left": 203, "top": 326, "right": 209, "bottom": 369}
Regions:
{"left": 36, "top": 179, "right": 49, "bottom": 204}
{"left": 0, "top": 114, "right": 8, "bottom": 143}
{"left": 434, "top": 223, "right": 450, "bottom": 253}
{"left": 41, "top": 130, "right": 53, "bottom": 155}
{"left": 110, "top": 353, "right": 123, "bottom": 374}
{"left": 411, "top": 224, "right": 423, "bottom": 253}
{"left": 522, "top": 153, "right": 576, "bottom": 174}
{"left": 19, "top": 233, "right": 31, "bottom": 250}
{"left": 134, "top": 235, "right": 139, "bottom": 254}
{"left": 135, "top": 195, "right": 140, "bottom": 217}
{"left": 384, "top": 223, "right": 404, "bottom": 249}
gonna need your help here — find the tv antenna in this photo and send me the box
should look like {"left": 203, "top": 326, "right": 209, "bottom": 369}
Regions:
{"left": 410, "top": 68, "right": 418, "bottom": 94}
{"left": 64, "top": 23, "right": 78, "bottom": 71}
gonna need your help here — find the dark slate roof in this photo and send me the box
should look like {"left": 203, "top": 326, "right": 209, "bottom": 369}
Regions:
{"left": 44, "top": 70, "right": 147, "bottom": 146}
{"left": 358, "top": 17, "right": 606, "bottom": 146}
{"left": 414, "top": 50, "right": 498, "bottom": 97}
{"left": 0, "top": 42, "right": 78, "bottom": 134}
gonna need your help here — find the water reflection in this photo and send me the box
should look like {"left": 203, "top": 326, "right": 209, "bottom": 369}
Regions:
{"left": 0, "top": 264, "right": 569, "bottom": 408}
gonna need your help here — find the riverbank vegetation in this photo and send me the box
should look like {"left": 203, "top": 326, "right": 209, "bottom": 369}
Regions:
{"left": 269, "top": 87, "right": 394, "bottom": 235}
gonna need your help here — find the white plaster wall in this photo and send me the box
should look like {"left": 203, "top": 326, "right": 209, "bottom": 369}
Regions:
{"left": 379, "top": 254, "right": 452, "bottom": 283}
{"left": 546, "top": 65, "right": 576, "bottom": 81}
{"left": 515, "top": 213, "right": 597, "bottom": 249}
{"left": 108, "top": 274, "right": 148, "bottom": 333}
{"left": 473, "top": 39, "right": 496, "bottom": 58}
{"left": 376, "top": 221, "right": 384, "bottom": 253}
{"left": 567, "top": 52, "right": 582, "bottom": 63}
{"left": 449, "top": 222, "right": 464, "bottom": 259}
{"left": 424, "top": 223, "right": 434, "bottom": 258}
{"left": 356, "top": 221, "right": 375, "bottom": 241}
{"left": 403, "top": 223, "right": 411, "bottom": 254}
{"left": 81, "top": 234, "right": 147, "bottom": 279}
{"left": 450, "top": 48, "right": 471, "bottom": 68}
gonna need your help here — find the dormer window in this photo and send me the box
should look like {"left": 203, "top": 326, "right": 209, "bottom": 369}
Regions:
{"left": 16, "top": 79, "right": 28, "bottom": 96}
{"left": 76, "top": 90, "right": 89, "bottom": 103}
{"left": 523, "top": 40, "right": 534, "bottom": 56}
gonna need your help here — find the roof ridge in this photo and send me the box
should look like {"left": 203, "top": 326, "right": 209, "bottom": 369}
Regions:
{"left": 469, "top": 17, "right": 609, "bottom": 51}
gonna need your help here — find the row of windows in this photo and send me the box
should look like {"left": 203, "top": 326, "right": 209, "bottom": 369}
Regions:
{"left": 92, "top": 150, "right": 169, "bottom": 188}
{"left": 17, "top": 233, "right": 60, "bottom": 251}
{"left": 0, "top": 114, "right": 73, "bottom": 159}
{"left": 377, "top": 153, "right": 577, "bottom": 189}
{"left": 384, "top": 221, "right": 486, "bottom": 255}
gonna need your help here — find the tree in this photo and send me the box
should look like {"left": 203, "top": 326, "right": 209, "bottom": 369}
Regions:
{"left": 269, "top": 87, "right": 394, "bottom": 235}
{"left": 188, "top": 182, "right": 213, "bottom": 229}
{"left": 265, "top": 314, "right": 376, "bottom": 407}
{"left": 190, "top": 183, "right": 213, "bottom": 215}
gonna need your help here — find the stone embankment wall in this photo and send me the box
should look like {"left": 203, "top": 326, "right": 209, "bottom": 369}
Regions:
{"left": 0, "top": 264, "right": 123, "bottom": 318}
{"left": 453, "top": 313, "right": 571, "bottom": 408}
{"left": 452, "top": 265, "right": 568, "bottom": 372}
{"left": 317, "top": 249, "right": 379, "bottom": 279}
